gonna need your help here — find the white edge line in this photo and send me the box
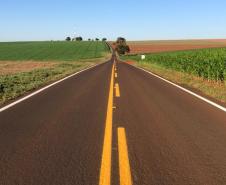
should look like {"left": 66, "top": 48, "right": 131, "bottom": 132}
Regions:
{"left": 0, "top": 62, "right": 105, "bottom": 113}
{"left": 128, "top": 63, "right": 226, "bottom": 113}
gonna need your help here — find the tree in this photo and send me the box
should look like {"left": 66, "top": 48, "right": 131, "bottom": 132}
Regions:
{"left": 66, "top": 37, "right": 71, "bottom": 41}
{"left": 102, "top": 38, "right": 107, "bottom": 41}
{"left": 75, "top": 37, "right": 83, "bottom": 41}
{"left": 116, "top": 37, "right": 126, "bottom": 44}
{"left": 95, "top": 38, "right": 100, "bottom": 41}
{"left": 115, "top": 37, "right": 130, "bottom": 55}
{"left": 116, "top": 44, "right": 130, "bottom": 55}
{"left": 125, "top": 45, "right": 130, "bottom": 53}
{"left": 88, "top": 38, "right": 91, "bottom": 41}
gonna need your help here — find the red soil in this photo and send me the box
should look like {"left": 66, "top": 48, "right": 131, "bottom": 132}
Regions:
{"left": 110, "top": 39, "right": 226, "bottom": 54}
{"left": 125, "top": 60, "right": 135, "bottom": 65}
{"left": 129, "top": 44, "right": 226, "bottom": 54}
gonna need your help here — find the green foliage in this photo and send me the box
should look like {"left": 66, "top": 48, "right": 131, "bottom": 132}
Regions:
{"left": 0, "top": 41, "right": 110, "bottom": 61}
{"left": 66, "top": 37, "right": 71, "bottom": 41}
{"left": 115, "top": 37, "right": 130, "bottom": 55}
{"left": 123, "top": 48, "right": 226, "bottom": 82}
{"left": 116, "top": 45, "right": 130, "bottom": 55}
{"left": 0, "top": 62, "right": 88, "bottom": 104}
{"left": 116, "top": 37, "right": 126, "bottom": 44}
{"left": 75, "top": 37, "right": 83, "bottom": 41}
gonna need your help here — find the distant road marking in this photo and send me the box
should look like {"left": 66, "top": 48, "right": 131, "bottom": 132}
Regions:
{"left": 99, "top": 62, "right": 115, "bottom": 185}
{"left": 115, "top": 73, "right": 118, "bottom": 78}
{"left": 118, "top": 127, "right": 133, "bottom": 185}
{"left": 0, "top": 62, "right": 106, "bottom": 113}
{"left": 130, "top": 64, "right": 226, "bottom": 113}
{"left": 115, "top": 83, "right": 121, "bottom": 97}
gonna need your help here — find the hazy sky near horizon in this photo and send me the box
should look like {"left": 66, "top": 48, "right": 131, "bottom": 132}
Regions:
{"left": 0, "top": 0, "right": 226, "bottom": 41}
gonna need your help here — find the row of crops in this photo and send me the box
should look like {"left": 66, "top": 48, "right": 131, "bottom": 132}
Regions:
{"left": 0, "top": 41, "right": 109, "bottom": 61}
{"left": 128, "top": 48, "right": 226, "bottom": 82}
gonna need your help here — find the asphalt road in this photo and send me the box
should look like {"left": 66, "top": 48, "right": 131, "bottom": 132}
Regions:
{"left": 0, "top": 55, "right": 226, "bottom": 185}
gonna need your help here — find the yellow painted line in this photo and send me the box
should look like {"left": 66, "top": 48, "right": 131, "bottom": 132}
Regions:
{"left": 99, "top": 62, "right": 115, "bottom": 185}
{"left": 115, "top": 73, "right": 118, "bottom": 78}
{"left": 118, "top": 128, "right": 133, "bottom": 185}
{"left": 115, "top": 83, "right": 120, "bottom": 97}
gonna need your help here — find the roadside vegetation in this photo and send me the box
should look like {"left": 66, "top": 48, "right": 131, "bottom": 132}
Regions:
{"left": 122, "top": 47, "right": 226, "bottom": 103}
{"left": 0, "top": 41, "right": 110, "bottom": 105}
{"left": 113, "top": 37, "right": 130, "bottom": 55}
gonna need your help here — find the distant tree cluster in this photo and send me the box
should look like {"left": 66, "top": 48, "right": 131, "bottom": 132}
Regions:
{"left": 65, "top": 36, "right": 83, "bottom": 41}
{"left": 115, "top": 37, "right": 130, "bottom": 55}
{"left": 66, "top": 36, "right": 107, "bottom": 42}
{"left": 73, "top": 37, "right": 83, "bottom": 41}
{"left": 65, "top": 37, "right": 71, "bottom": 41}
{"left": 94, "top": 38, "right": 107, "bottom": 42}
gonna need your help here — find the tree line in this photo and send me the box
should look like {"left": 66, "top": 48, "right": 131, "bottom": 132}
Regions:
{"left": 65, "top": 36, "right": 107, "bottom": 42}
{"left": 65, "top": 36, "right": 130, "bottom": 55}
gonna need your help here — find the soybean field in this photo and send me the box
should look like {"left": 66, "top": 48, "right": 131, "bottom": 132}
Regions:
{"left": 0, "top": 41, "right": 109, "bottom": 61}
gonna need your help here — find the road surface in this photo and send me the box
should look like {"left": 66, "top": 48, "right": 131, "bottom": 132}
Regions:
{"left": 0, "top": 54, "right": 226, "bottom": 185}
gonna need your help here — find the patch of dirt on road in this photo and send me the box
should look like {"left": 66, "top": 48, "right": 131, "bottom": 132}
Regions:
{"left": 0, "top": 61, "right": 57, "bottom": 75}
{"left": 125, "top": 60, "right": 135, "bottom": 65}
{"left": 135, "top": 62, "right": 226, "bottom": 104}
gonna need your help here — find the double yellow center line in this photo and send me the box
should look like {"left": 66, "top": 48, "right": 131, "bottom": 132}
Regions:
{"left": 99, "top": 61, "right": 132, "bottom": 185}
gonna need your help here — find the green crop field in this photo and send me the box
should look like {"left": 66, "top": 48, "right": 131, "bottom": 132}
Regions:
{"left": 123, "top": 47, "right": 226, "bottom": 82}
{"left": 0, "top": 41, "right": 109, "bottom": 61}
{"left": 0, "top": 41, "right": 110, "bottom": 104}
{"left": 122, "top": 47, "right": 226, "bottom": 103}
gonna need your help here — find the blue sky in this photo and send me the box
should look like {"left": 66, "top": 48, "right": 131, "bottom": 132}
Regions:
{"left": 0, "top": 0, "right": 226, "bottom": 41}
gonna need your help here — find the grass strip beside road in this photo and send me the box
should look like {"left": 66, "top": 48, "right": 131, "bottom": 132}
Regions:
{"left": 0, "top": 59, "right": 107, "bottom": 106}
{"left": 133, "top": 61, "right": 226, "bottom": 104}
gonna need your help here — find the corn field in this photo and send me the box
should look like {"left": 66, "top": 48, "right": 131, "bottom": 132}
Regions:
{"left": 136, "top": 48, "right": 226, "bottom": 82}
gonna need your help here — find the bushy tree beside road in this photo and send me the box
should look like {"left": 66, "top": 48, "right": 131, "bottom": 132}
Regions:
{"left": 115, "top": 37, "right": 130, "bottom": 55}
